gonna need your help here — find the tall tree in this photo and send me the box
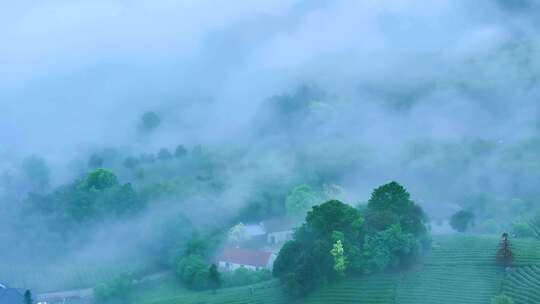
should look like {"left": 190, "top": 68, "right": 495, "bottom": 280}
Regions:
{"left": 208, "top": 264, "right": 222, "bottom": 293}
{"left": 497, "top": 233, "right": 513, "bottom": 266}
{"left": 24, "top": 290, "right": 32, "bottom": 304}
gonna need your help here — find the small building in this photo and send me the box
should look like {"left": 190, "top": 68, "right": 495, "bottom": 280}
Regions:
{"left": 216, "top": 248, "right": 277, "bottom": 272}
{"left": 0, "top": 284, "right": 25, "bottom": 304}
{"left": 263, "top": 218, "right": 296, "bottom": 245}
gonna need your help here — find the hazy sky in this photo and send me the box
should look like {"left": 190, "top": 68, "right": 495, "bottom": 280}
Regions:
{"left": 1, "top": 0, "right": 540, "bottom": 195}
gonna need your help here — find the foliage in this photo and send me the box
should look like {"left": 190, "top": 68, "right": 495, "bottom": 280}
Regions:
{"left": 497, "top": 233, "right": 513, "bottom": 266}
{"left": 285, "top": 185, "right": 321, "bottom": 219}
{"left": 176, "top": 255, "right": 210, "bottom": 290}
{"left": 94, "top": 274, "right": 133, "bottom": 304}
{"left": 491, "top": 294, "right": 514, "bottom": 304}
{"left": 208, "top": 264, "right": 222, "bottom": 291}
{"left": 222, "top": 267, "right": 272, "bottom": 288}
{"left": 26, "top": 169, "right": 145, "bottom": 226}
{"left": 330, "top": 239, "right": 347, "bottom": 276}
{"left": 174, "top": 145, "right": 187, "bottom": 158}
{"left": 140, "top": 111, "right": 161, "bottom": 132}
{"left": 23, "top": 290, "right": 32, "bottom": 304}
{"left": 450, "top": 210, "right": 475, "bottom": 232}
{"left": 84, "top": 168, "right": 119, "bottom": 190}
{"left": 363, "top": 224, "right": 419, "bottom": 272}
{"left": 274, "top": 200, "right": 363, "bottom": 297}
{"left": 158, "top": 148, "right": 173, "bottom": 161}
{"left": 228, "top": 223, "right": 248, "bottom": 245}
{"left": 274, "top": 182, "right": 429, "bottom": 298}
{"left": 365, "top": 182, "right": 428, "bottom": 239}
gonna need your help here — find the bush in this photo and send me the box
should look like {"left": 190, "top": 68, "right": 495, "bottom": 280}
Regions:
{"left": 222, "top": 267, "right": 272, "bottom": 287}
{"left": 176, "top": 254, "right": 210, "bottom": 290}
{"left": 94, "top": 274, "right": 132, "bottom": 304}
{"left": 491, "top": 294, "right": 514, "bottom": 304}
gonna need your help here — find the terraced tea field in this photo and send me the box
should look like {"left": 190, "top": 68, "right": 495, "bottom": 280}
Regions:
{"left": 138, "top": 235, "right": 540, "bottom": 304}
{"left": 502, "top": 265, "right": 540, "bottom": 304}
{"left": 301, "top": 274, "right": 399, "bottom": 304}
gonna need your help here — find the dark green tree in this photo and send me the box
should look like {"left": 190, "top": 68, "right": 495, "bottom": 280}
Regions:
{"left": 273, "top": 200, "right": 364, "bottom": 297}
{"left": 450, "top": 210, "right": 475, "bottom": 232}
{"left": 158, "top": 148, "right": 173, "bottom": 161}
{"left": 140, "top": 111, "right": 161, "bottom": 132}
{"left": 84, "top": 169, "right": 118, "bottom": 190}
{"left": 176, "top": 255, "right": 209, "bottom": 290}
{"left": 24, "top": 290, "right": 32, "bottom": 304}
{"left": 497, "top": 233, "right": 513, "bottom": 266}
{"left": 208, "top": 264, "right": 222, "bottom": 292}
{"left": 365, "top": 181, "right": 428, "bottom": 239}
{"left": 175, "top": 145, "right": 187, "bottom": 158}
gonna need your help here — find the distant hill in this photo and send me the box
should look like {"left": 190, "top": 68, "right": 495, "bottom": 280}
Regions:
{"left": 134, "top": 235, "right": 540, "bottom": 304}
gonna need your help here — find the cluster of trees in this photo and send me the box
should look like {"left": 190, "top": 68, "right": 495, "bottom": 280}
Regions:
{"left": 450, "top": 210, "right": 475, "bottom": 232}
{"left": 26, "top": 169, "right": 145, "bottom": 229}
{"left": 273, "top": 182, "right": 429, "bottom": 297}
{"left": 175, "top": 255, "right": 221, "bottom": 291}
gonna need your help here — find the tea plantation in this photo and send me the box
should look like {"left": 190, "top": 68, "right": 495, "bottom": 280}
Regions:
{"left": 136, "top": 234, "right": 540, "bottom": 304}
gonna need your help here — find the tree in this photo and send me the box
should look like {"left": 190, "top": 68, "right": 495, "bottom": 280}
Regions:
{"left": 158, "top": 148, "right": 173, "bottom": 161}
{"left": 365, "top": 181, "right": 428, "bottom": 240}
{"left": 274, "top": 200, "right": 363, "bottom": 297}
{"left": 84, "top": 169, "right": 119, "bottom": 190}
{"left": 175, "top": 145, "right": 187, "bottom": 158}
{"left": 330, "top": 239, "right": 347, "bottom": 277}
{"left": 362, "top": 224, "right": 419, "bottom": 272}
{"left": 450, "top": 210, "right": 475, "bottom": 232}
{"left": 208, "top": 264, "right": 222, "bottom": 292}
{"left": 285, "top": 185, "right": 321, "bottom": 219}
{"left": 491, "top": 294, "right": 514, "bottom": 304}
{"left": 497, "top": 233, "right": 513, "bottom": 266}
{"left": 139, "top": 111, "right": 161, "bottom": 132}
{"left": 94, "top": 274, "right": 132, "bottom": 304}
{"left": 228, "top": 223, "right": 248, "bottom": 245}
{"left": 176, "top": 255, "right": 209, "bottom": 290}
{"left": 23, "top": 290, "right": 32, "bottom": 304}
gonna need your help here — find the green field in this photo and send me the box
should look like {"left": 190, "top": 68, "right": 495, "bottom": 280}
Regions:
{"left": 0, "top": 257, "right": 151, "bottom": 292}
{"left": 131, "top": 235, "right": 540, "bottom": 304}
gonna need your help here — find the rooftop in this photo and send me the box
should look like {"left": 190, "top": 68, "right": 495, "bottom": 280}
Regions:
{"left": 216, "top": 248, "right": 273, "bottom": 267}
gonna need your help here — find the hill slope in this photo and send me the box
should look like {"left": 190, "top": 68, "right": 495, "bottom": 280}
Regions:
{"left": 135, "top": 235, "right": 540, "bottom": 304}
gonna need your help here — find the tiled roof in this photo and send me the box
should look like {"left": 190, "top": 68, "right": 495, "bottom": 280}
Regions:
{"left": 216, "top": 248, "right": 273, "bottom": 267}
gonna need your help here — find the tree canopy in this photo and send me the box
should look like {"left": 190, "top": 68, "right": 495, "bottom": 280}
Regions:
{"left": 274, "top": 182, "right": 429, "bottom": 298}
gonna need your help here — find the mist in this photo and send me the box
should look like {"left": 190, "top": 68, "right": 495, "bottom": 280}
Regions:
{"left": 2, "top": 0, "right": 540, "bottom": 296}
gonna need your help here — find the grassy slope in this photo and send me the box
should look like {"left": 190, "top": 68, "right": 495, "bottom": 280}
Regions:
{"left": 133, "top": 235, "right": 540, "bottom": 304}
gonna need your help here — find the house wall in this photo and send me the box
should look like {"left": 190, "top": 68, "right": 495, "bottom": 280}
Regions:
{"left": 218, "top": 261, "right": 260, "bottom": 272}
{"left": 267, "top": 230, "right": 293, "bottom": 244}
